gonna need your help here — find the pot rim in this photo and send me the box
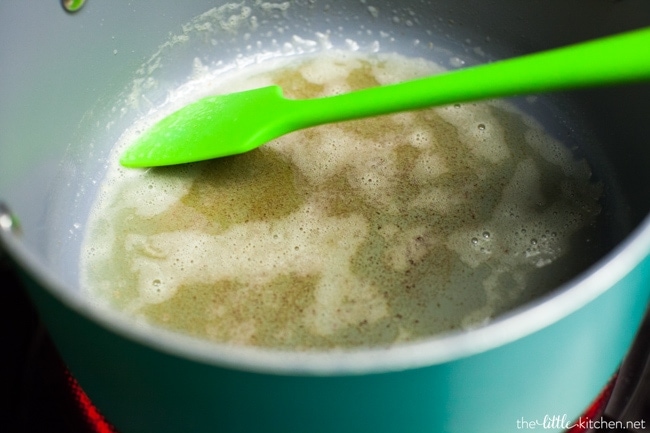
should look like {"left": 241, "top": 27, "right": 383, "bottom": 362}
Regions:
{"left": 3, "top": 205, "right": 649, "bottom": 375}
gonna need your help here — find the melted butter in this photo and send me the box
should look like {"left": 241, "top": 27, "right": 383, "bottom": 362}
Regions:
{"left": 81, "top": 51, "right": 603, "bottom": 349}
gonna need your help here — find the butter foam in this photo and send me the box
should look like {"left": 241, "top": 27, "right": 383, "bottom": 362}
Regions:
{"left": 81, "top": 50, "right": 603, "bottom": 349}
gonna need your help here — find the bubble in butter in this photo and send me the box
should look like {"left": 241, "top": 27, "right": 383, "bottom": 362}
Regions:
{"left": 81, "top": 50, "right": 603, "bottom": 350}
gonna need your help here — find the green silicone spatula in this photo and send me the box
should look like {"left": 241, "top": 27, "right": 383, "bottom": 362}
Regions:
{"left": 120, "top": 27, "right": 650, "bottom": 168}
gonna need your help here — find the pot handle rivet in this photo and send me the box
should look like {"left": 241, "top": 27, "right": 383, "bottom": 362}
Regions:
{"left": 61, "top": 0, "right": 86, "bottom": 13}
{"left": 0, "top": 202, "right": 21, "bottom": 235}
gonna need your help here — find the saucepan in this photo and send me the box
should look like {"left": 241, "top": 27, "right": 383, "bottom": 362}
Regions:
{"left": 1, "top": 1, "right": 649, "bottom": 432}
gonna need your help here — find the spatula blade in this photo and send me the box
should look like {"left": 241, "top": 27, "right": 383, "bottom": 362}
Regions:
{"left": 120, "top": 85, "right": 287, "bottom": 167}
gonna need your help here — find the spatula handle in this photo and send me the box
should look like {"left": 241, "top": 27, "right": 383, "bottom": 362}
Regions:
{"left": 293, "top": 26, "right": 650, "bottom": 128}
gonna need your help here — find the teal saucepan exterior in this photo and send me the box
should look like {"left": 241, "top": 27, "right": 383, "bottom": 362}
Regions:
{"left": 14, "top": 245, "right": 650, "bottom": 432}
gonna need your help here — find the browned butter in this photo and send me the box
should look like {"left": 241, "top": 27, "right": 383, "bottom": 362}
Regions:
{"left": 81, "top": 51, "right": 603, "bottom": 350}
